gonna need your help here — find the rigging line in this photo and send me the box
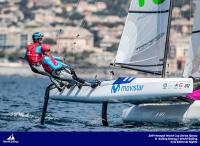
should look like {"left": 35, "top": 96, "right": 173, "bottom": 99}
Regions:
{"left": 61, "top": 0, "right": 81, "bottom": 29}
{"left": 62, "top": 0, "right": 98, "bottom": 57}
{"left": 43, "top": 0, "right": 80, "bottom": 44}
{"left": 71, "top": 0, "right": 98, "bottom": 53}
{"left": 76, "top": 0, "right": 98, "bottom": 30}
{"left": 56, "top": 0, "right": 81, "bottom": 51}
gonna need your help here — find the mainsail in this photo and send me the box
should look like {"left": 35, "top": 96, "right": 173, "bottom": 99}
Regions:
{"left": 183, "top": 0, "right": 200, "bottom": 78}
{"left": 115, "top": 0, "right": 172, "bottom": 76}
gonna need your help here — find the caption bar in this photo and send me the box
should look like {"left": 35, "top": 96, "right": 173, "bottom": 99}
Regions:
{"left": 149, "top": 134, "right": 198, "bottom": 144}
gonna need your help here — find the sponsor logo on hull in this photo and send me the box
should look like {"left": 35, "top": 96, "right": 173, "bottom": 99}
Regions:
{"left": 162, "top": 82, "right": 191, "bottom": 90}
{"left": 111, "top": 84, "right": 144, "bottom": 94}
{"left": 111, "top": 77, "right": 144, "bottom": 94}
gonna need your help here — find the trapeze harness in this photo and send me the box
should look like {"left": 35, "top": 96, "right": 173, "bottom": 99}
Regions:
{"left": 26, "top": 43, "right": 42, "bottom": 65}
{"left": 26, "top": 43, "right": 48, "bottom": 76}
{"left": 41, "top": 55, "right": 60, "bottom": 74}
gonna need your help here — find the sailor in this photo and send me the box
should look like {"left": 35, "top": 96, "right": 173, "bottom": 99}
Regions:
{"left": 25, "top": 32, "right": 48, "bottom": 76}
{"left": 40, "top": 44, "right": 99, "bottom": 88}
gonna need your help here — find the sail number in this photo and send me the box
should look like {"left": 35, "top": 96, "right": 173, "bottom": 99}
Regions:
{"left": 138, "top": 0, "right": 166, "bottom": 7}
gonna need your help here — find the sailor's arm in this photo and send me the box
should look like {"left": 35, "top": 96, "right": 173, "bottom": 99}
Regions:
{"left": 57, "top": 61, "right": 70, "bottom": 68}
{"left": 56, "top": 60, "right": 73, "bottom": 73}
{"left": 53, "top": 56, "right": 63, "bottom": 62}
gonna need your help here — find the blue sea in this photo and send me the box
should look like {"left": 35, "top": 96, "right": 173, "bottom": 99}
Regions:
{"left": 0, "top": 76, "right": 200, "bottom": 132}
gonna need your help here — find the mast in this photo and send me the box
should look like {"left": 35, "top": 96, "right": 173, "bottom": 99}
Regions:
{"left": 162, "top": 0, "right": 172, "bottom": 78}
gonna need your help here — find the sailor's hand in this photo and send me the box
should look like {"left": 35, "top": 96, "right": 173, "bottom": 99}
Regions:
{"left": 57, "top": 57, "right": 64, "bottom": 62}
{"left": 70, "top": 68, "right": 74, "bottom": 72}
{"left": 59, "top": 57, "right": 64, "bottom": 62}
{"left": 69, "top": 68, "right": 75, "bottom": 74}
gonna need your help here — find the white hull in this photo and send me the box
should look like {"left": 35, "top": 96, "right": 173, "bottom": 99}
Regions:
{"left": 50, "top": 77, "right": 193, "bottom": 104}
{"left": 122, "top": 101, "right": 200, "bottom": 124}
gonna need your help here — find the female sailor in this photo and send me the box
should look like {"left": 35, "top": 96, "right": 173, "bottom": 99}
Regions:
{"left": 40, "top": 44, "right": 99, "bottom": 88}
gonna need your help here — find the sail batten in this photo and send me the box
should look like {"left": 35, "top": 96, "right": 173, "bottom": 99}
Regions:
{"left": 192, "top": 30, "right": 200, "bottom": 34}
{"left": 115, "top": 0, "right": 171, "bottom": 75}
{"left": 115, "top": 62, "right": 164, "bottom": 67}
{"left": 128, "top": 10, "right": 169, "bottom": 13}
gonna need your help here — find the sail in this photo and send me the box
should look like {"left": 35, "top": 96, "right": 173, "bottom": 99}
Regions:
{"left": 7, "top": 136, "right": 12, "bottom": 141}
{"left": 115, "top": 0, "right": 171, "bottom": 75}
{"left": 183, "top": 0, "right": 200, "bottom": 78}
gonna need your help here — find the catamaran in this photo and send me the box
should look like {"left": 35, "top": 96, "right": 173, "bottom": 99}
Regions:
{"left": 40, "top": 0, "right": 200, "bottom": 126}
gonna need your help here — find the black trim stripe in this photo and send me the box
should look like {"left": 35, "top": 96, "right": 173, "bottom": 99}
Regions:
{"left": 128, "top": 10, "right": 169, "bottom": 14}
{"left": 115, "top": 63, "right": 164, "bottom": 67}
{"left": 192, "top": 30, "right": 200, "bottom": 34}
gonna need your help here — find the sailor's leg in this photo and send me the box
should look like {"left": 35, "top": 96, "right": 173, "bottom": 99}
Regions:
{"left": 62, "top": 67, "right": 82, "bottom": 82}
{"left": 69, "top": 69, "right": 100, "bottom": 88}
{"left": 54, "top": 70, "right": 76, "bottom": 84}
{"left": 30, "top": 64, "right": 50, "bottom": 76}
{"left": 50, "top": 77, "right": 66, "bottom": 92}
{"left": 54, "top": 68, "right": 100, "bottom": 88}
{"left": 67, "top": 68, "right": 95, "bottom": 86}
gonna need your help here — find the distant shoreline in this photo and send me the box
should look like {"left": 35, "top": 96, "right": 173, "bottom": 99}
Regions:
{"left": 0, "top": 65, "right": 34, "bottom": 76}
{"left": 0, "top": 65, "right": 116, "bottom": 79}
{"left": 0, "top": 64, "right": 142, "bottom": 80}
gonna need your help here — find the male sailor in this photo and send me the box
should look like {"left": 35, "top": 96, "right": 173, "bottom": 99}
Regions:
{"left": 26, "top": 32, "right": 64, "bottom": 75}
{"left": 25, "top": 32, "right": 48, "bottom": 75}
{"left": 40, "top": 44, "right": 99, "bottom": 88}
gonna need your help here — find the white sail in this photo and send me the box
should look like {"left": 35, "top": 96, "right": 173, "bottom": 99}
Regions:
{"left": 115, "top": 0, "right": 171, "bottom": 75}
{"left": 11, "top": 135, "right": 15, "bottom": 141}
{"left": 7, "top": 136, "right": 12, "bottom": 141}
{"left": 183, "top": 0, "right": 200, "bottom": 78}
{"left": 7, "top": 134, "right": 15, "bottom": 141}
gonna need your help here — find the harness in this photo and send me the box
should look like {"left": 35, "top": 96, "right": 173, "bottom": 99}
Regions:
{"left": 41, "top": 55, "right": 58, "bottom": 74}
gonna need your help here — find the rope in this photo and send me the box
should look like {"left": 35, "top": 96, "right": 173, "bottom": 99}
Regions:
{"left": 55, "top": 0, "right": 82, "bottom": 53}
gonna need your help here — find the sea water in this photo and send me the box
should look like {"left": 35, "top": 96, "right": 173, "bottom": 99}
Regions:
{"left": 0, "top": 76, "right": 200, "bottom": 132}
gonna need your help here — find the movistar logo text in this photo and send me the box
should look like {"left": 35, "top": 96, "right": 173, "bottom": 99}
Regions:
{"left": 111, "top": 84, "right": 144, "bottom": 94}
{"left": 138, "top": 0, "right": 166, "bottom": 7}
